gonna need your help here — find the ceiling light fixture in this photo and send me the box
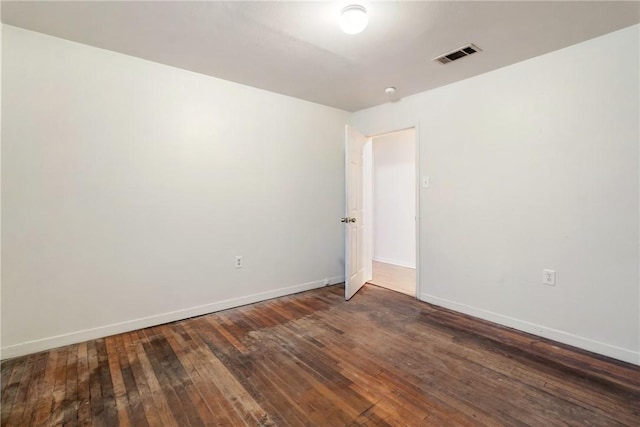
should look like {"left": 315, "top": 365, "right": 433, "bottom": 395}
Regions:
{"left": 385, "top": 87, "right": 396, "bottom": 95}
{"left": 340, "top": 5, "right": 368, "bottom": 35}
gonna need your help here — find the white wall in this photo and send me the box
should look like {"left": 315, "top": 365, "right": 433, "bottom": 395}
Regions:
{"left": 0, "top": 15, "right": 4, "bottom": 358}
{"left": 373, "top": 129, "right": 415, "bottom": 268}
{"left": 352, "top": 25, "right": 640, "bottom": 364}
{"left": 1, "top": 25, "right": 349, "bottom": 358}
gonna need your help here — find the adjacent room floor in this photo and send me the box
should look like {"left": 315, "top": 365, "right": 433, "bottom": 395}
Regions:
{"left": 2, "top": 284, "right": 638, "bottom": 426}
{"left": 369, "top": 261, "right": 416, "bottom": 296}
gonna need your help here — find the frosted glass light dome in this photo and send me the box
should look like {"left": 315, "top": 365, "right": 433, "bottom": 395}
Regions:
{"left": 340, "top": 5, "right": 368, "bottom": 34}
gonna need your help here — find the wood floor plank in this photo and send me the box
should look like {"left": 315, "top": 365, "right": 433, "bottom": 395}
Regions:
{"left": 0, "top": 357, "right": 26, "bottom": 424}
{"left": 104, "top": 337, "right": 133, "bottom": 427}
{"left": 22, "top": 351, "right": 52, "bottom": 426}
{"left": 163, "top": 325, "right": 230, "bottom": 426}
{"left": 61, "top": 344, "right": 79, "bottom": 427}
{"left": 96, "top": 338, "right": 119, "bottom": 427}
{"left": 138, "top": 328, "right": 204, "bottom": 427}
{"left": 3, "top": 354, "right": 37, "bottom": 427}
{"left": 111, "top": 334, "right": 148, "bottom": 427}
{"left": 87, "top": 339, "right": 106, "bottom": 427}
{"left": 0, "top": 360, "right": 14, "bottom": 393}
{"left": 2, "top": 284, "right": 639, "bottom": 426}
{"left": 76, "top": 342, "right": 92, "bottom": 427}
{"left": 48, "top": 346, "right": 70, "bottom": 426}
{"left": 187, "top": 319, "right": 279, "bottom": 425}
{"left": 120, "top": 333, "right": 165, "bottom": 427}
{"left": 178, "top": 321, "right": 257, "bottom": 426}
{"left": 131, "top": 331, "right": 180, "bottom": 427}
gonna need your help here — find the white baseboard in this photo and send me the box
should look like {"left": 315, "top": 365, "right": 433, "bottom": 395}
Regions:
{"left": 420, "top": 292, "right": 639, "bottom": 366}
{"left": 372, "top": 257, "right": 416, "bottom": 269}
{"left": 1, "top": 275, "right": 345, "bottom": 360}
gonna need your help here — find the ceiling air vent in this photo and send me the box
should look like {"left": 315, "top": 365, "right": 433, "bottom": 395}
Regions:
{"left": 433, "top": 44, "right": 481, "bottom": 64}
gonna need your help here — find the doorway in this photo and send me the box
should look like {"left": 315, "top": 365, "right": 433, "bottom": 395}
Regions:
{"left": 367, "top": 128, "right": 417, "bottom": 296}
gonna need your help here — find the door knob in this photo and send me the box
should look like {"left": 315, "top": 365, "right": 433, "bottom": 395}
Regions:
{"left": 349, "top": 217, "right": 356, "bottom": 223}
{"left": 341, "top": 217, "right": 349, "bottom": 223}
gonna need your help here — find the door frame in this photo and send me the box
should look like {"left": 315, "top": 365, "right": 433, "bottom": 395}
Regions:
{"left": 364, "top": 123, "right": 421, "bottom": 299}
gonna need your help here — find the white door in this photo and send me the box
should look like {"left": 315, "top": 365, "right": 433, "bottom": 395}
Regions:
{"left": 344, "top": 125, "right": 368, "bottom": 300}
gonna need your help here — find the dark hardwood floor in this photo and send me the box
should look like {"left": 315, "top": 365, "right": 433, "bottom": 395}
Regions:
{"left": 2, "top": 284, "right": 639, "bottom": 426}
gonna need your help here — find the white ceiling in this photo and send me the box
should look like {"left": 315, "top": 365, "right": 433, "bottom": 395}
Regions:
{"left": 2, "top": 1, "right": 639, "bottom": 112}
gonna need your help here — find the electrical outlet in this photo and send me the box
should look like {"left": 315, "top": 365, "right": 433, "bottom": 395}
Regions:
{"left": 543, "top": 269, "right": 555, "bottom": 286}
{"left": 235, "top": 256, "right": 243, "bottom": 269}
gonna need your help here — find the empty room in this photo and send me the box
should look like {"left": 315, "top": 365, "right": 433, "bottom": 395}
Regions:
{"left": 1, "top": 1, "right": 639, "bottom": 426}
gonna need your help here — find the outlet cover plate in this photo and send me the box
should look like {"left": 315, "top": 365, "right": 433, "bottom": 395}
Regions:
{"left": 543, "top": 269, "right": 556, "bottom": 286}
